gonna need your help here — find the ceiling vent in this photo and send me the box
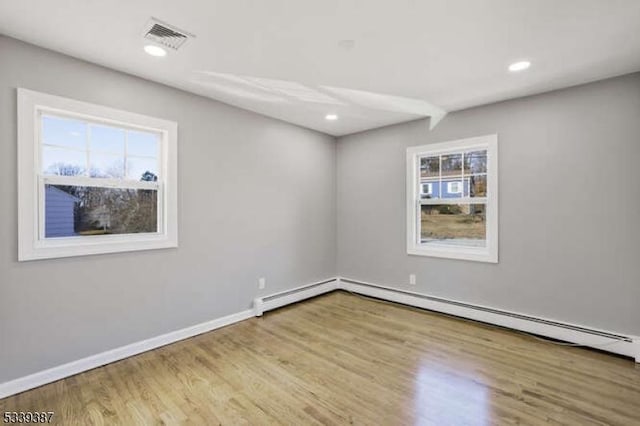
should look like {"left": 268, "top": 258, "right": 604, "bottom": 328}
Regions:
{"left": 143, "top": 18, "right": 194, "bottom": 50}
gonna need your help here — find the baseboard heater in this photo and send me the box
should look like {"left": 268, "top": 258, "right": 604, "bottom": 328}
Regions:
{"left": 342, "top": 279, "right": 630, "bottom": 341}
{"left": 253, "top": 277, "right": 638, "bottom": 362}
{"left": 253, "top": 278, "right": 338, "bottom": 316}
{"left": 339, "top": 278, "right": 638, "bottom": 361}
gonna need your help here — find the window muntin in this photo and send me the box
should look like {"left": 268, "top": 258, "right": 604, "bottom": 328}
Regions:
{"left": 18, "top": 89, "right": 178, "bottom": 261}
{"left": 407, "top": 135, "right": 497, "bottom": 263}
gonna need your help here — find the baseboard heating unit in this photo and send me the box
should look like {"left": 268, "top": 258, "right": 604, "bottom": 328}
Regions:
{"left": 253, "top": 278, "right": 338, "bottom": 316}
{"left": 253, "top": 277, "right": 639, "bottom": 362}
{"left": 339, "top": 278, "right": 639, "bottom": 362}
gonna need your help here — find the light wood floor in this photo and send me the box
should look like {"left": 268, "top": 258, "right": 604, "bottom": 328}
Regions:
{"left": 2, "top": 291, "right": 639, "bottom": 425}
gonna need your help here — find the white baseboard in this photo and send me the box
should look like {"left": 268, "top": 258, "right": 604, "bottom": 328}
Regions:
{"left": 253, "top": 278, "right": 338, "bottom": 316}
{"left": 338, "top": 277, "right": 639, "bottom": 362}
{"left": 0, "top": 309, "right": 254, "bottom": 400}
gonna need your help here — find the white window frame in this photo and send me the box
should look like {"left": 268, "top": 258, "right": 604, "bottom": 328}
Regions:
{"left": 18, "top": 88, "right": 178, "bottom": 261}
{"left": 406, "top": 134, "right": 498, "bottom": 263}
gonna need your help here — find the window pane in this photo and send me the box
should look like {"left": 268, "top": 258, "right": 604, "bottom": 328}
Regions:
{"left": 90, "top": 153, "right": 125, "bottom": 178}
{"left": 127, "top": 130, "right": 159, "bottom": 158}
{"left": 441, "top": 154, "right": 462, "bottom": 177}
{"left": 42, "top": 115, "right": 86, "bottom": 150}
{"left": 420, "top": 204, "right": 486, "bottom": 247}
{"left": 420, "top": 156, "right": 439, "bottom": 178}
{"left": 91, "top": 124, "right": 125, "bottom": 154}
{"left": 127, "top": 157, "right": 159, "bottom": 181}
{"left": 42, "top": 146, "right": 86, "bottom": 175}
{"left": 464, "top": 150, "right": 487, "bottom": 174}
{"left": 44, "top": 184, "right": 157, "bottom": 237}
{"left": 469, "top": 175, "right": 487, "bottom": 197}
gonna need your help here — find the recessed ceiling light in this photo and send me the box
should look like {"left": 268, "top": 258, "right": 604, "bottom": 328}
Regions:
{"left": 508, "top": 61, "right": 531, "bottom": 72}
{"left": 144, "top": 45, "right": 167, "bottom": 57}
{"left": 325, "top": 114, "right": 338, "bottom": 121}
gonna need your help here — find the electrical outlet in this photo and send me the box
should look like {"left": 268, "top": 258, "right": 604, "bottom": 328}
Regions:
{"left": 409, "top": 274, "right": 416, "bottom": 285}
{"left": 258, "top": 277, "right": 266, "bottom": 290}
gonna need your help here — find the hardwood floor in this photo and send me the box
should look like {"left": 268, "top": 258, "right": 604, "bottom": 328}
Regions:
{"left": 2, "top": 291, "right": 639, "bottom": 425}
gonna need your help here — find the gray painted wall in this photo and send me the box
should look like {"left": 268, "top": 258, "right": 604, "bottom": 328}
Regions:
{"left": 337, "top": 73, "right": 640, "bottom": 335}
{"left": 0, "top": 36, "right": 336, "bottom": 383}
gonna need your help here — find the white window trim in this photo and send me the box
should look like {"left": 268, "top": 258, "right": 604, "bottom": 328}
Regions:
{"left": 406, "top": 134, "right": 498, "bottom": 263}
{"left": 18, "top": 88, "right": 178, "bottom": 261}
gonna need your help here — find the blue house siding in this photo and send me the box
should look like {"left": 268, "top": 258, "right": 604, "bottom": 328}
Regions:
{"left": 45, "top": 186, "right": 79, "bottom": 238}
{"left": 420, "top": 177, "right": 470, "bottom": 199}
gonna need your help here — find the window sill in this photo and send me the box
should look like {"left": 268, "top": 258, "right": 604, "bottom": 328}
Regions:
{"left": 407, "top": 245, "right": 498, "bottom": 263}
{"left": 20, "top": 234, "right": 178, "bottom": 261}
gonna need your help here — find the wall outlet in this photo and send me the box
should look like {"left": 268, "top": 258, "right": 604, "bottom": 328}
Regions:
{"left": 258, "top": 277, "right": 266, "bottom": 290}
{"left": 409, "top": 274, "right": 416, "bottom": 285}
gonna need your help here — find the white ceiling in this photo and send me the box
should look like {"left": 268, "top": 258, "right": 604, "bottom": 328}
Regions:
{"left": 1, "top": 0, "right": 639, "bottom": 136}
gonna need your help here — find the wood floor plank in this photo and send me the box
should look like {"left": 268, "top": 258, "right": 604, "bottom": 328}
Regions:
{"left": 1, "top": 291, "right": 639, "bottom": 425}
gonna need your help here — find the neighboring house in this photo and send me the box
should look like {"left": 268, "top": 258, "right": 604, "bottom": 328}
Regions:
{"left": 420, "top": 177, "right": 471, "bottom": 199}
{"left": 420, "top": 176, "right": 487, "bottom": 216}
{"left": 45, "top": 186, "right": 79, "bottom": 237}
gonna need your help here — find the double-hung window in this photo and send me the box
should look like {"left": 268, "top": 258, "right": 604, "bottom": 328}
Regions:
{"left": 406, "top": 135, "right": 498, "bottom": 262}
{"left": 18, "top": 89, "right": 178, "bottom": 261}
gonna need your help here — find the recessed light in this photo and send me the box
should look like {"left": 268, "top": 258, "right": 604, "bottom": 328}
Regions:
{"left": 144, "top": 45, "right": 167, "bottom": 57}
{"left": 325, "top": 114, "right": 338, "bottom": 121}
{"left": 508, "top": 61, "right": 531, "bottom": 72}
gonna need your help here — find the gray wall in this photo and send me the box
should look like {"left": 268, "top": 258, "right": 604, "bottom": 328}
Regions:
{"left": 337, "top": 73, "right": 640, "bottom": 335}
{"left": 0, "top": 36, "right": 336, "bottom": 383}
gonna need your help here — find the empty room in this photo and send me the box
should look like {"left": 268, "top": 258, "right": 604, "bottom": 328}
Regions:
{"left": 1, "top": 1, "right": 639, "bottom": 425}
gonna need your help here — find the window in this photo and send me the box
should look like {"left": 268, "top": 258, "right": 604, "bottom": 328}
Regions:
{"left": 447, "top": 181, "right": 462, "bottom": 194}
{"left": 420, "top": 183, "right": 433, "bottom": 197}
{"left": 18, "top": 89, "right": 178, "bottom": 260}
{"left": 406, "top": 135, "right": 498, "bottom": 263}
